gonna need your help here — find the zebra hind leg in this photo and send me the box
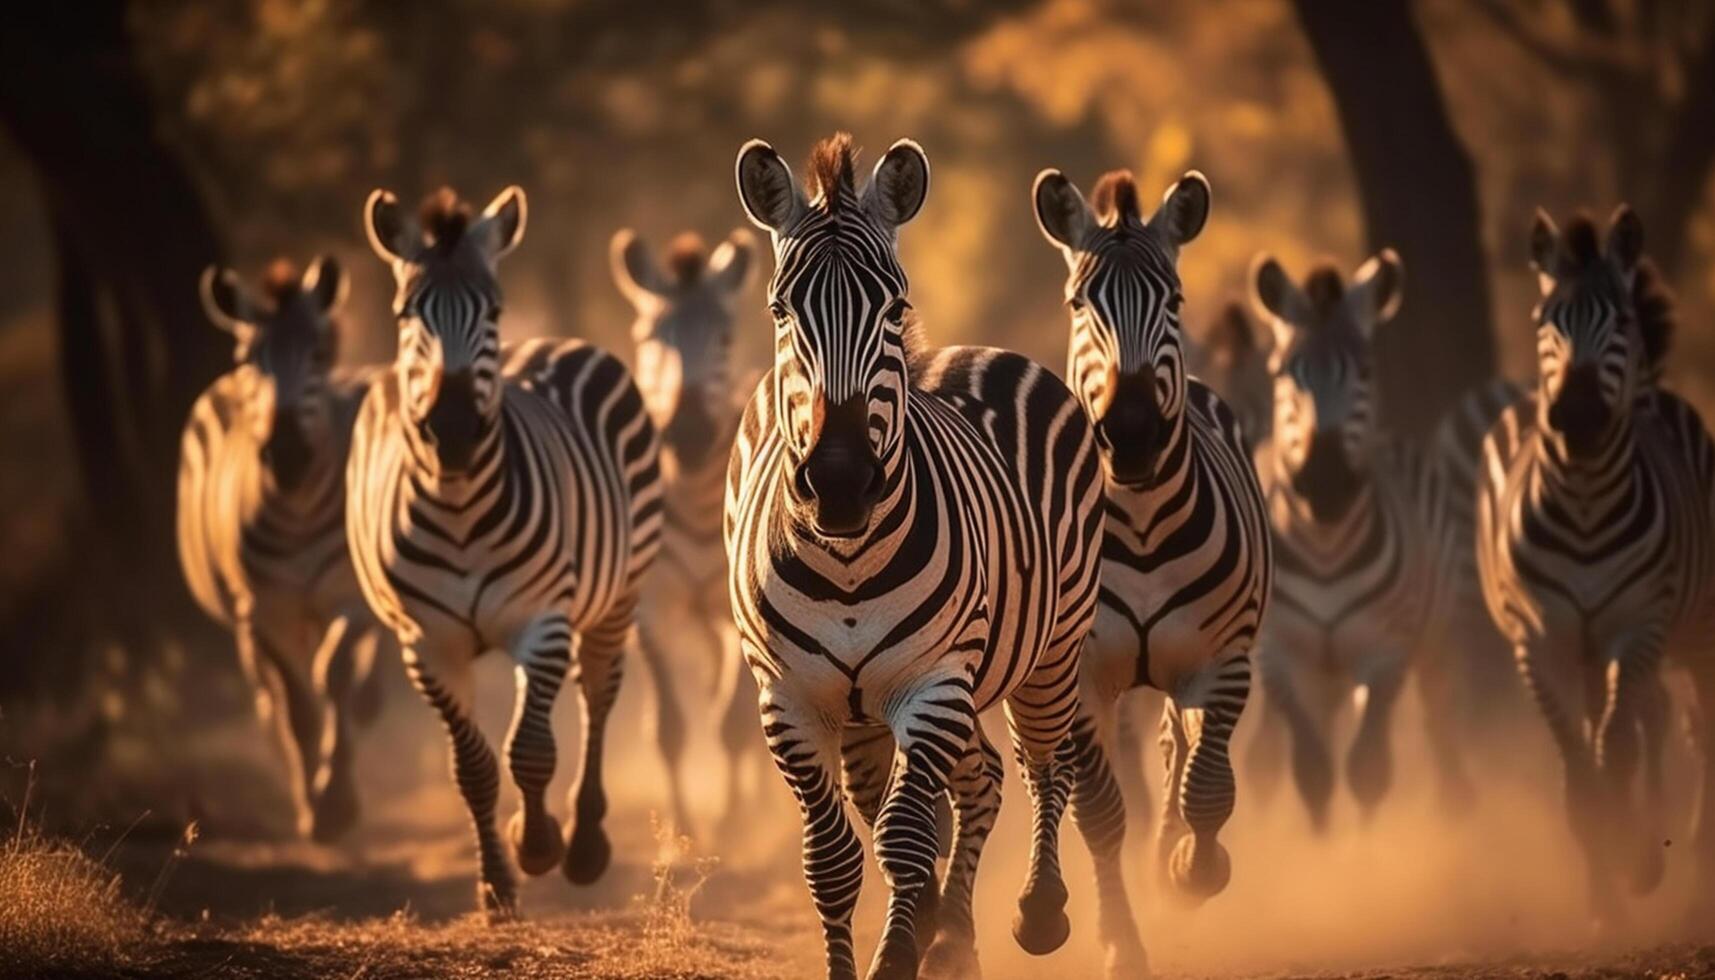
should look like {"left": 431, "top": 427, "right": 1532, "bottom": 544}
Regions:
{"left": 765, "top": 692, "right": 865, "bottom": 980}
{"left": 1161, "top": 654, "right": 1250, "bottom": 902}
{"left": 1068, "top": 703, "right": 1148, "bottom": 978}
{"left": 922, "top": 729, "right": 1003, "bottom": 980}
{"left": 563, "top": 609, "right": 630, "bottom": 885}
{"left": 504, "top": 615, "right": 573, "bottom": 877}
{"left": 406, "top": 645, "right": 515, "bottom": 916}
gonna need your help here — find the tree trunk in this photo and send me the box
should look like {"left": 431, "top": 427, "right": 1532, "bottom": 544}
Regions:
{"left": 1293, "top": 0, "right": 1496, "bottom": 438}
{"left": 0, "top": 0, "right": 229, "bottom": 685}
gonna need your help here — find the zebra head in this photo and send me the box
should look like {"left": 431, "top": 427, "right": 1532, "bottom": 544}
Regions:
{"left": 611, "top": 227, "right": 755, "bottom": 472}
{"left": 200, "top": 257, "right": 347, "bottom": 493}
{"left": 1250, "top": 250, "right": 1403, "bottom": 523}
{"left": 735, "top": 133, "right": 928, "bottom": 539}
{"left": 364, "top": 185, "right": 526, "bottom": 476}
{"left": 1528, "top": 206, "right": 1649, "bottom": 462}
{"left": 1034, "top": 168, "right": 1210, "bottom": 489}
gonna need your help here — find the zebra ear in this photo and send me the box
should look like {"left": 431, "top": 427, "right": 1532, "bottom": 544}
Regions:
{"left": 1349, "top": 248, "right": 1404, "bottom": 334}
{"left": 301, "top": 255, "right": 348, "bottom": 317}
{"left": 200, "top": 265, "right": 253, "bottom": 337}
{"left": 1250, "top": 252, "right": 1308, "bottom": 342}
{"left": 478, "top": 186, "right": 527, "bottom": 259}
{"left": 736, "top": 139, "right": 804, "bottom": 233}
{"left": 1529, "top": 208, "right": 1560, "bottom": 295}
{"left": 864, "top": 139, "right": 929, "bottom": 229}
{"left": 1606, "top": 205, "right": 1644, "bottom": 279}
{"left": 1033, "top": 169, "right": 1094, "bottom": 254}
{"left": 1151, "top": 170, "right": 1210, "bottom": 249}
{"left": 707, "top": 228, "right": 757, "bottom": 296}
{"left": 364, "top": 189, "right": 411, "bottom": 264}
{"left": 610, "top": 229, "right": 666, "bottom": 304}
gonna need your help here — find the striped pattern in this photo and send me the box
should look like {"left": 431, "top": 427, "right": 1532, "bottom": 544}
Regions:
{"left": 1246, "top": 251, "right": 1448, "bottom": 830}
{"left": 1476, "top": 207, "right": 1715, "bottom": 920}
{"left": 1033, "top": 168, "right": 1271, "bottom": 974}
{"left": 348, "top": 187, "right": 662, "bottom": 914}
{"left": 727, "top": 134, "right": 1104, "bottom": 980}
{"left": 176, "top": 258, "right": 385, "bottom": 843}
{"left": 611, "top": 227, "right": 763, "bottom": 835}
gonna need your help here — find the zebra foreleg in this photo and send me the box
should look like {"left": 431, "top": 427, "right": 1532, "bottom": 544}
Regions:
{"left": 1346, "top": 658, "right": 1406, "bottom": 821}
{"left": 243, "top": 618, "right": 322, "bottom": 838}
{"left": 1593, "top": 640, "right": 1667, "bottom": 896}
{"left": 1687, "top": 664, "right": 1715, "bottom": 931}
{"left": 1111, "top": 689, "right": 1156, "bottom": 840}
{"left": 635, "top": 610, "right": 694, "bottom": 836}
{"left": 504, "top": 615, "right": 573, "bottom": 877}
{"left": 1005, "top": 640, "right": 1082, "bottom": 958}
{"left": 1162, "top": 652, "right": 1249, "bottom": 902}
{"left": 1259, "top": 657, "right": 1334, "bottom": 832}
{"left": 405, "top": 642, "right": 513, "bottom": 915}
{"left": 869, "top": 676, "right": 974, "bottom": 980}
{"left": 308, "top": 614, "right": 365, "bottom": 842}
{"left": 763, "top": 689, "right": 864, "bottom": 980}
{"left": 923, "top": 729, "right": 1003, "bottom": 980}
{"left": 1417, "top": 638, "right": 1478, "bottom": 816}
{"left": 1067, "top": 701, "right": 1147, "bottom": 979}
{"left": 563, "top": 608, "right": 630, "bottom": 885}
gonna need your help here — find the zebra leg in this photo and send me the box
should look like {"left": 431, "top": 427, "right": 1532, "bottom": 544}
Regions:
{"left": 1243, "top": 651, "right": 1289, "bottom": 805}
{"left": 404, "top": 641, "right": 513, "bottom": 915}
{"left": 504, "top": 614, "right": 572, "bottom": 877}
{"left": 635, "top": 610, "right": 693, "bottom": 836}
{"left": 1592, "top": 640, "right": 1665, "bottom": 896}
{"left": 715, "top": 619, "right": 761, "bottom": 840}
{"left": 562, "top": 607, "right": 630, "bottom": 885}
{"left": 249, "top": 618, "right": 324, "bottom": 839}
{"left": 868, "top": 674, "right": 975, "bottom": 980}
{"left": 1346, "top": 659, "right": 1407, "bottom": 821}
{"left": 1515, "top": 641, "right": 1614, "bottom": 924}
{"left": 234, "top": 618, "right": 313, "bottom": 837}
{"left": 1688, "top": 664, "right": 1715, "bottom": 927}
{"left": 1259, "top": 657, "right": 1335, "bottom": 832}
{"left": 348, "top": 625, "right": 386, "bottom": 728}
{"left": 1161, "top": 652, "right": 1250, "bottom": 902}
{"left": 1066, "top": 698, "right": 1148, "bottom": 979}
{"left": 1004, "top": 640, "right": 1082, "bottom": 957}
{"left": 763, "top": 687, "right": 864, "bottom": 980}
{"left": 922, "top": 729, "right": 1003, "bottom": 980}
{"left": 1111, "top": 689, "right": 1156, "bottom": 841}
{"left": 1417, "top": 639, "right": 1478, "bottom": 816}
{"left": 1632, "top": 672, "right": 1670, "bottom": 895}
{"left": 307, "top": 614, "right": 363, "bottom": 842}
{"left": 841, "top": 725, "right": 949, "bottom": 968}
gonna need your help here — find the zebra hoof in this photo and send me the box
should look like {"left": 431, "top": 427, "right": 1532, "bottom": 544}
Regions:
{"left": 310, "top": 782, "right": 360, "bottom": 843}
{"left": 1011, "top": 878, "right": 1070, "bottom": 955}
{"left": 911, "top": 880, "right": 942, "bottom": 957}
{"left": 509, "top": 811, "right": 566, "bottom": 877}
{"left": 865, "top": 937, "right": 919, "bottom": 980}
{"left": 1167, "top": 835, "right": 1231, "bottom": 903}
{"left": 921, "top": 932, "right": 979, "bottom": 979}
{"left": 562, "top": 821, "right": 611, "bottom": 885}
{"left": 480, "top": 880, "right": 519, "bottom": 921}
{"left": 1103, "top": 942, "right": 1149, "bottom": 980}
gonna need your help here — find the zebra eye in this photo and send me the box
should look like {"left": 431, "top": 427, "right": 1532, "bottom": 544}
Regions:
{"left": 1167, "top": 294, "right": 1185, "bottom": 315}
{"left": 883, "top": 299, "right": 910, "bottom": 325}
{"left": 485, "top": 306, "right": 502, "bottom": 322}
{"left": 769, "top": 302, "right": 790, "bottom": 324}
{"left": 1067, "top": 297, "right": 1087, "bottom": 314}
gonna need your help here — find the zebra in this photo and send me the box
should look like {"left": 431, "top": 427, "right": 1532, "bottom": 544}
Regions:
{"left": 1188, "top": 301, "right": 1272, "bottom": 445}
{"left": 1476, "top": 206, "right": 1715, "bottom": 923}
{"left": 727, "top": 133, "right": 1105, "bottom": 980}
{"left": 177, "top": 257, "right": 387, "bottom": 843}
{"left": 610, "top": 226, "right": 764, "bottom": 836}
{"left": 1032, "top": 167, "right": 1272, "bottom": 976}
{"left": 1244, "top": 249, "right": 1454, "bottom": 830}
{"left": 347, "top": 186, "right": 663, "bottom": 915}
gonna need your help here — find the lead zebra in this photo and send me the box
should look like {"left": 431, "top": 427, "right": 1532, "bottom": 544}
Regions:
{"left": 346, "top": 186, "right": 663, "bottom": 914}
{"left": 726, "top": 134, "right": 1105, "bottom": 980}
{"left": 1476, "top": 207, "right": 1715, "bottom": 923}
{"left": 610, "top": 226, "right": 765, "bottom": 836}
{"left": 177, "top": 257, "right": 386, "bottom": 842}
{"left": 1244, "top": 250, "right": 1466, "bottom": 828}
{"left": 1031, "top": 168, "right": 1271, "bottom": 977}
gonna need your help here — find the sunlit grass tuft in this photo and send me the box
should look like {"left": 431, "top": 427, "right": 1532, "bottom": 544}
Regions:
{"left": 0, "top": 820, "right": 144, "bottom": 975}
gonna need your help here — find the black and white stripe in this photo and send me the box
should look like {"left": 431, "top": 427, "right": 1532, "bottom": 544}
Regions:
{"left": 347, "top": 187, "right": 663, "bottom": 915}
{"left": 1244, "top": 249, "right": 1449, "bottom": 830}
{"left": 727, "top": 134, "right": 1104, "bottom": 980}
{"left": 177, "top": 257, "right": 385, "bottom": 843}
{"left": 1032, "top": 168, "right": 1272, "bottom": 974}
{"left": 610, "top": 226, "right": 764, "bottom": 836}
{"left": 1477, "top": 207, "right": 1715, "bottom": 922}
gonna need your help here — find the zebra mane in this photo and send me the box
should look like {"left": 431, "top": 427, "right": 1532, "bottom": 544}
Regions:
{"left": 1303, "top": 263, "right": 1346, "bottom": 317}
{"left": 666, "top": 232, "right": 708, "bottom": 286}
{"left": 1560, "top": 213, "right": 1601, "bottom": 269}
{"left": 419, "top": 187, "right": 473, "bottom": 252}
{"left": 260, "top": 258, "right": 302, "bottom": 306}
{"left": 1090, "top": 170, "right": 1143, "bottom": 228}
{"left": 1634, "top": 257, "right": 1675, "bottom": 378}
{"left": 807, "top": 132, "right": 858, "bottom": 212}
{"left": 899, "top": 301, "right": 932, "bottom": 378}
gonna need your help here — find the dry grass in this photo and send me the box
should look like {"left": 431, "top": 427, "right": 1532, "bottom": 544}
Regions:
{"left": 0, "top": 821, "right": 145, "bottom": 977}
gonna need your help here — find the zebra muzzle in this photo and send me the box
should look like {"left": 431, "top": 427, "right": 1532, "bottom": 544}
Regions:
{"left": 1547, "top": 365, "right": 1611, "bottom": 458}
{"left": 423, "top": 369, "right": 486, "bottom": 472}
{"left": 1097, "top": 371, "right": 1165, "bottom": 488}
{"left": 262, "top": 413, "right": 314, "bottom": 492}
{"left": 793, "top": 396, "right": 882, "bottom": 538}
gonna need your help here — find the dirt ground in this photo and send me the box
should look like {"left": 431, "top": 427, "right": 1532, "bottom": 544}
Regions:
{"left": 8, "top": 655, "right": 1715, "bottom": 979}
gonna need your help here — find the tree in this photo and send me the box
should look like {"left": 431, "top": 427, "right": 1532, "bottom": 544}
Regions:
{"left": 1293, "top": 0, "right": 1496, "bottom": 437}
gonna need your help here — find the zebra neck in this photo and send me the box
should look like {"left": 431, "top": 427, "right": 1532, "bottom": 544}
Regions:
{"left": 1535, "top": 416, "right": 1636, "bottom": 504}
{"left": 1267, "top": 446, "right": 1378, "bottom": 532}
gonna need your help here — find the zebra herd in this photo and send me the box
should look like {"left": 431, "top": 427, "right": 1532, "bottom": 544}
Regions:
{"left": 175, "top": 132, "right": 1715, "bottom": 979}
